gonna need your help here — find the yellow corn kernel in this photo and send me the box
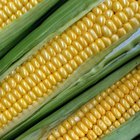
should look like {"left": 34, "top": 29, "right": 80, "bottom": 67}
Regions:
{"left": 47, "top": 65, "right": 140, "bottom": 139}
{"left": 1, "top": 0, "right": 140, "bottom": 132}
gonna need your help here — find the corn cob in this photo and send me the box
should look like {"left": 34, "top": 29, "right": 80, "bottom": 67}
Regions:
{"left": 1, "top": 0, "right": 140, "bottom": 139}
{"left": 47, "top": 65, "right": 140, "bottom": 140}
{"left": 0, "top": 0, "right": 61, "bottom": 58}
{"left": 0, "top": 0, "right": 42, "bottom": 29}
{"left": 16, "top": 56, "right": 140, "bottom": 140}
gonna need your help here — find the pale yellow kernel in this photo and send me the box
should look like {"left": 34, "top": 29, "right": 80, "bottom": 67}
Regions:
{"left": 123, "top": 112, "right": 130, "bottom": 120}
{"left": 109, "top": 125, "right": 115, "bottom": 131}
{"left": 66, "top": 30, "right": 77, "bottom": 40}
{"left": 119, "top": 84, "right": 130, "bottom": 94}
{"left": 130, "top": 18, "right": 140, "bottom": 28}
{"left": 74, "top": 56, "right": 83, "bottom": 65}
{"left": 45, "top": 46, "right": 56, "bottom": 57}
{"left": 77, "top": 122, "right": 88, "bottom": 134}
{"left": 132, "top": 104, "right": 140, "bottom": 112}
{"left": 0, "top": 114, "right": 8, "bottom": 124}
{"left": 119, "top": 0, "right": 129, "bottom": 7}
{"left": 58, "top": 125, "right": 67, "bottom": 135}
{"left": 83, "top": 32, "right": 94, "bottom": 44}
{"left": 47, "top": 134, "right": 56, "bottom": 140}
{"left": 2, "top": 82, "right": 11, "bottom": 92}
{"left": 92, "top": 7, "right": 102, "bottom": 15}
{"left": 0, "top": 87, "right": 5, "bottom": 97}
{"left": 87, "top": 12, "right": 96, "bottom": 23}
{"left": 90, "top": 108, "right": 101, "bottom": 119}
{"left": 23, "top": 94, "right": 32, "bottom": 105}
{"left": 0, "top": 103, "right": 6, "bottom": 111}
{"left": 100, "top": 100, "right": 111, "bottom": 111}
{"left": 112, "top": 15, "right": 122, "bottom": 28}
{"left": 57, "top": 38, "right": 67, "bottom": 50}
{"left": 111, "top": 34, "right": 119, "bottom": 43}
{"left": 130, "top": 91, "right": 139, "bottom": 102}
{"left": 101, "top": 37, "right": 112, "bottom": 48}
{"left": 1, "top": 98, "right": 12, "bottom": 108}
{"left": 82, "top": 17, "right": 93, "bottom": 28}
{"left": 67, "top": 117, "right": 76, "bottom": 126}
{"left": 104, "top": 10, "right": 114, "bottom": 19}
{"left": 3, "top": 110, "right": 12, "bottom": 121}
{"left": 113, "top": 120, "right": 121, "bottom": 128}
{"left": 90, "top": 42, "right": 100, "bottom": 55}
{"left": 69, "top": 60, "right": 78, "bottom": 70}
{"left": 0, "top": 10, "right": 8, "bottom": 21}
{"left": 13, "top": 102, "right": 22, "bottom": 113}
{"left": 93, "top": 125, "right": 102, "bottom": 136}
{"left": 77, "top": 36, "right": 88, "bottom": 47}
{"left": 62, "top": 120, "right": 71, "bottom": 130}
{"left": 82, "top": 117, "right": 92, "bottom": 129}
{"left": 18, "top": 98, "right": 28, "bottom": 109}
{"left": 127, "top": 108, "right": 135, "bottom": 116}
{"left": 97, "top": 119, "right": 107, "bottom": 131}
{"left": 25, "top": 3, "right": 33, "bottom": 10}
{"left": 101, "top": 116, "right": 112, "bottom": 127}
{"left": 88, "top": 29, "right": 98, "bottom": 40}
{"left": 130, "top": 1, "right": 139, "bottom": 13}
{"left": 72, "top": 25, "right": 81, "bottom": 36}
{"left": 93, "top": 24, "right": 102, "bottom": 37}
{"left": 119, "top": 117, "right": 125, "bottom": 124}
{"left": 63, "top": 134, "right": 72, "bottom": 140}
{"left": 125, "top": 95, "right": 134, "bottom": 106}
{"left": 28, "top": 91, "right": 37, "bottom": 100}
{"left": 95, "top": 39, "right": 106, "bottom": 50}
{"left": 62, "top": 50, "right": 73, "bottom": 61}
{"left": 106, "top": 111, "right": 116, "bottom": 122}
{"left": 72, "top": 41, "right": 83, "bottom": 51}
{"left": 84, "top": 47, "right": 93, "bottom": 57}
{"left": 120, "top": 99, "right": 130, "bottom": 109}
{"left": 9, "top": 107, "right": 18, "bottom": 117}
{"left": 99, "top": 3, "right": 107, "bottom": 11}
{"left": 68, "top": 46, "right": 78, "bottom": 56}
{"left": 79, "top": 51, "right": 88, "bottom": 61}
{"left": 96, "top": 15, "right": 106, "bottom": 26}
{"left": 72, "top": 126, "right": 85, "bottom": 137}
{"left": 123, "top": 7, "right": 134, "bottom": 19}
{"left": 19, "top": 66, "right": 29, "bottom": 78}
{"left": 61, "top": 34, "right": 72, "bottom": 45}
{"left": 115, "top": 103, "right": 126, "bottom": 114}
{"left": 21, "top": 7, "right": 27, "bottom": 14}
{"left": 68, "top": 130, "right": 79, "bottom": 139}
{"left": 96, "top": 104, "right": 105, "bottom": 115}
{"left": 6, "top": 93, "right": 16, "bottom": 104}
{"left": 112, "top": 1, "right": 123, "bottom": 12}
{"left": 3, "top": 6, "right": 12, "bottom": 17}
{"left": 86, "top": 112, "right": 97, "bottom": 124}
{"left": 77, "top": 21, "right": 87, "bottom": 32}
{"left": 111, "top": 107, "right": 121, "bottom": 119}
{"left": 51, "top": 129, "right": 61, "bottom": 138}
{"left": 16, "top": 85, "right": 26, "bottom": 96}
{"left": 105, "top": 96, "right": 115, "bottom": 107}
{"left": 87, "top": 130, "right": 97, "bottom": 140}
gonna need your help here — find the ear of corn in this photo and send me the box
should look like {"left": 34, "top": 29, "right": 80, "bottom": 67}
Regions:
{"left": 0, "top": 0, "right": 61, "bottom": 58}
{"left": 16, "top": 56, "right": 140, "bottom": 140}
{"left": 1, "top": 30, "right": 140, "bottom": 140}
{"left": 1, "top": 0, "right": 140, "bottom": 139}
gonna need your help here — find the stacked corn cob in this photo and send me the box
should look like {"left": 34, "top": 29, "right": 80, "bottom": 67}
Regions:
{"left": 0, "top": 0, "right": 140, "bottom": 140}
